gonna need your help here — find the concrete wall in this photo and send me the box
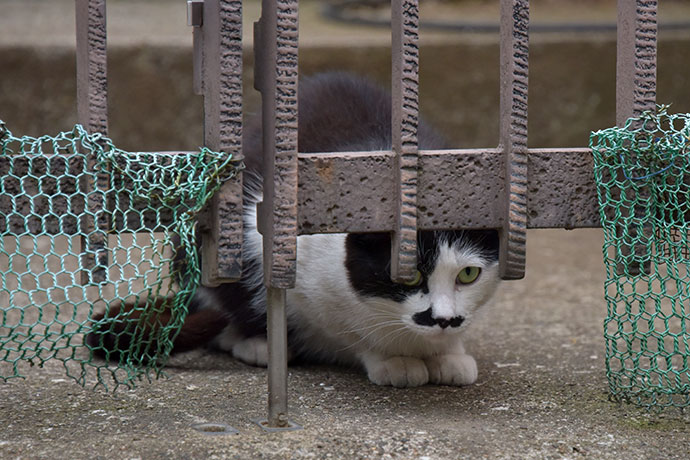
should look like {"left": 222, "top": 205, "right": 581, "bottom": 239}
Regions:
{"left": 2, "top": 39, "right": 690, "bottom": 152}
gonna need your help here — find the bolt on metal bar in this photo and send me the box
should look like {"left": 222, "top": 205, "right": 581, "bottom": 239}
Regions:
{"left": 254, "top": 0, "right": 299, "bottom": 430}
{"left": 613, "top": 0, "right": 657, "bottom": 276}
{"left": 75, "top": 0, "right": 109, "bottom": 285}
{"left": 390, "top": 0, "right": 420, "bottom": 283}
{"left": 198, "top": 0, "right": 244, "bottom": 286}
{"left": 498, "top": 0, "right": 529, "bottom": 280}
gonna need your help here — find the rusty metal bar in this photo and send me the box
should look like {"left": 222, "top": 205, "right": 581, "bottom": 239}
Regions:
{"left": 265, "top": 287, "right": 289, "bottom": 429}
{"left": 255, "top": 0, "right": 299, "bottom": 290}
{"left": 254, "top": 0, "right": 299, "bottom": 430}
{"left": 296, "top": 148, "right": 599, "bottom": 234}
{"left": 1, "top": 148, "right": 601, "bottom": 235}
{"left": 390, "top": 0, "right": 420, "bottom": 283}
{"left": 198, "top": 0, "right": 244, "bottom": 286}
{"left": 616, "top": 0, "right": 657, "bottom": 125}
{"left": 75, "top": 0, "right": 109, "bottom": 284}
{"left": 614, "top": 0, "right": 657, "bottom": 275}
{"left": 498, "top": 0, "right": 529, "bottom": 280}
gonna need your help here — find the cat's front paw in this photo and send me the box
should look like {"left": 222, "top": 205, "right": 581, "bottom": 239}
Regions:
{"left": 425, "top": 353, "right": 478, "bottom": 386}
{"left": 232, "top": 336, "right": 268, "bottom": 367}
{"left": 365, "top": 356, "right": 429, "bottom": 388}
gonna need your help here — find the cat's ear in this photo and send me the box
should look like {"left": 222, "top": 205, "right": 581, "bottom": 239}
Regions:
{"left": 346, "top": 232, "right": 391, "bottom": 249}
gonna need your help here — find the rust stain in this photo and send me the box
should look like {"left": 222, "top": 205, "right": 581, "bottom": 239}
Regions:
{"left": 315, "top": 157, "right": 334, "bottom": 184}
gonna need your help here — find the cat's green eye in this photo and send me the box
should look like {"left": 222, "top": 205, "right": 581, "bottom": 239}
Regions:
{"left": 456, "top": 266, "right": 481, "bottom": 284}
{"left": 403, "top": 270, "right": 424, "bottom": 287}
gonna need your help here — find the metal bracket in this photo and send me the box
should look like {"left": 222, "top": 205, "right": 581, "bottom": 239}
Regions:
{"left": 187, "top": 0, "right": 204, "bottom": 27}
{"left": 188, "top": 0, "right": 204, "bottom": 95}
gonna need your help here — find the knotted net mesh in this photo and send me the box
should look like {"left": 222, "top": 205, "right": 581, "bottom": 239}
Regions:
{"left": 0, "top": 122, "right": 242, "bottom": 390}
{"left": 591, "top": 107, "right": 690, "bottom": 408}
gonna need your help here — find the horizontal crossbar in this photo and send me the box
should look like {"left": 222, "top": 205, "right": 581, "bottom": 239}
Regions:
{"left": 298, "top": 147, "right": 598, "bottom": 233}
{"left": 1, "top": 147, "right": 598, "bottom": 236}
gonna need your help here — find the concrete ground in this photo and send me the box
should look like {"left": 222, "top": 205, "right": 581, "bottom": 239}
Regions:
{"left": 2, "top": 1, "right": 690, "bottom": 459}
{"left": 2, "top": 229, "right": 690, "bottom": 460}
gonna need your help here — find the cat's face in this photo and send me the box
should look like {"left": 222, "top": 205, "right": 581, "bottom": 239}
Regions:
{"left": 345, "top": 230, "right": 500, "bottom": 337}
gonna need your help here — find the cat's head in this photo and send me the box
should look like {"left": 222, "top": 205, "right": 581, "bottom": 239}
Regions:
{"left": 345, "top": 230, "right": 500, "bottom": 337}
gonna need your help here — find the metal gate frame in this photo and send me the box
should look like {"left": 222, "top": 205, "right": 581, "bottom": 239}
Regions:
{"left": 71, "top": 0, "right": 656, "bottom": 429}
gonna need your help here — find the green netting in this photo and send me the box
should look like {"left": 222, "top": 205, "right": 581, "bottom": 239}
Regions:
{"left": 0, "top": 121, "right": 242, "bottom": 390}
{"left": 591, "top": 106, "right": 690, "bottom": 409}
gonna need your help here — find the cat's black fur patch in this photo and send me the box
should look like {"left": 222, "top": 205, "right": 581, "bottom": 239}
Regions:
{"left": 242, "top": 71, "right": 449, "bottom": 174}
{"left": 411, "top": 307, "right": 465, "bottom": 328}
{"left": 345, "top": 230, "right": 499, "bottom": 302}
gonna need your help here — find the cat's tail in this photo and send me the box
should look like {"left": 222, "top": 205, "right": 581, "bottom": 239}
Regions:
{"left": 85, "top": 295, "right": 231, "bottom": 362}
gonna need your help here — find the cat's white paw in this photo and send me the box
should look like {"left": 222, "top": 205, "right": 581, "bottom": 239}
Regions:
{"left": 365, "top": 356, "right": 430, "bottom": 388}
{"left": 232, "top": 336, "right": 268, "bottom": 367}
{"left": 425, "top": 353, "right": 478, "bottom": 386}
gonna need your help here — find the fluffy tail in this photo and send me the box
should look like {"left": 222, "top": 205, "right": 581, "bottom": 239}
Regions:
{"left": 86, "top": 296, "right": 230, "bottom": 363}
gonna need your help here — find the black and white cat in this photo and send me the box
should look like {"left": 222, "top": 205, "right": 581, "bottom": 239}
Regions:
{"left": 90, "top": 72, "right": 500, "bottom": 388}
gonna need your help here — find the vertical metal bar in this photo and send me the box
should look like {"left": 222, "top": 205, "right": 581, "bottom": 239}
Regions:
{"left": 616, "top": 0, "right": 657, "bottom": 126}
{"left": 390, "top": 0, "right": 420, "bottom": 283}
{"left": 76, "top": 0, "right": 109, "bottom": 284}
{"left": 266, "top": 287, "right": 288, "bottom": 426}
{"left": 255, "top": 0, "right": 299, "bottom": 290}
{"left": 254, "top": 0, "right": 299, "bottom": 430}
{"left": 498, "top": 0, "right": 529, "bottom": 280}
{"left": 614, "top": 0, "right": 657, "bottom": 275}
{"left": 199, "top": 0, "right": 244, "bottom": 285}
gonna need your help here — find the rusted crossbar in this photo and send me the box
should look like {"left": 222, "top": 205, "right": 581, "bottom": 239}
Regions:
{"left": 0, "top": 147, "right": 600, "bottom": 234}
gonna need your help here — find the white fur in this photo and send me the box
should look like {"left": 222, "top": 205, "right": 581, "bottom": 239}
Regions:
{"left": 232, "top": 336, "right": 269, "bottom": 367}
{"left": 284, "top": 235, "right": 499, "bottom": 387}
{"left": 211, "top": 185, "right": 500, "bottom": 388}
{"left": 210, "top": 325, "right": 242, "bottom": 352}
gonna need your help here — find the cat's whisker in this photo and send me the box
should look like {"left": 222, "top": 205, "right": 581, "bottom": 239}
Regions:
{"left": 367, "top": 324, "right": 410, "bottom": 352}
{"left": 343, "top": 319, "right": 406, "bottom": 343}
{"left": 339, "top": 319, "right": 399, "bottom": 335}
{"left": 336, "top": 320, "right": 408, "bottom": 352}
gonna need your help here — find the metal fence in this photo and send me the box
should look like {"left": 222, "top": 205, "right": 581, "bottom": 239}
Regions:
{"left": 10, "top": 0, "right": 659, "bottom": 429}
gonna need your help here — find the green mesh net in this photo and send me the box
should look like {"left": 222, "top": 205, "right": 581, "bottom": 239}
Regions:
{"left": 591, "top": 106, "right": 690, "bottom": 408}
{"left": 0, "top": 122, "right": 242, "bottom": 390}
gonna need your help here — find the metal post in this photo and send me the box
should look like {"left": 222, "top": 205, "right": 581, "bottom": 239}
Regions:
{"left": 75, "top": 0, "right": 109, "bottom": 285}
{"left": 390, "top": 0, "right": 420, "bottom": 283}
{"left": 498, "top": 0, "right": 529, "bottom": 280}
{"left": 266, "top": 287, "right": 289, "bottom": 427}
{"left": 197, "top": 0, "right": 244, "bottom": 286}
{"left": 253, "top": 0, "right": 300, "bottom": 432}
{"left": 616, "top": 0, "right": 657, "bottom": 126}
{"left": 614, "top": 0, "right": 657, "bottom": 275}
